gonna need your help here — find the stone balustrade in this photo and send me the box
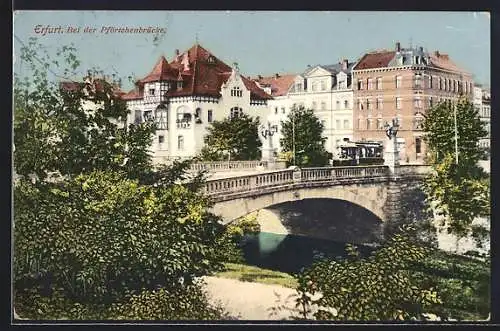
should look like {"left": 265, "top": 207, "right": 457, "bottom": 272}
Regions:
{"left": 204, "top": 165, "right": 391, "bottom": 197}
{"left": 191, "top": 160, "right": 268, "bottom": 172}
{"left": 203, "top": 168, "right": 295, "bottom": 195}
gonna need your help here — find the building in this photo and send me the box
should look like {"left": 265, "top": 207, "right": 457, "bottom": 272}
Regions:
{"left": 253, "top": 59, "right": 356, "bottom": 157}
{"left": 121, "top": 43, "right": 272, "bottom": 163}
{"left": 352, "top": 42, "right": 474, "bottom": 163}
{"left": 473, "top": 85, "right": 491, "bottom": 152}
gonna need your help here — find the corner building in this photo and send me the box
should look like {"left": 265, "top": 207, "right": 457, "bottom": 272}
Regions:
{"left": 122, "top": 43, "right": 272, "bottom": 163}
{"left": 352, "top": 42, "right": 474, "bottom": 163}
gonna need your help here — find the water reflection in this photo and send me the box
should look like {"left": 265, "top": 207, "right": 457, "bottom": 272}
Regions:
{"left": 240, "top": 232, "right": 375, "bottom": 274}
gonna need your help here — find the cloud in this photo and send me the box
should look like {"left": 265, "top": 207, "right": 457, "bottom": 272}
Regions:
{"left": 445, "top": 25, "right": 469, "bottom": 32}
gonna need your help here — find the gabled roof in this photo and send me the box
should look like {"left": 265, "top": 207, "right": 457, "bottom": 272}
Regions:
{"left": 60, "top": 79, "right": 124, "bottom": 97}
{"left": 123, "top": 43, "right": 272, "bottom": 101}
{"left": 139, "top": 56, "right": 179, "bottom": 83}
{"left": 304, "top": 62, "right": 355, "bottom": 76}
{"left": 252, "top": 74, "right": 297, "bottom": 96}
{"left": 353, "top": 51, "right": 396, "bottom": 70}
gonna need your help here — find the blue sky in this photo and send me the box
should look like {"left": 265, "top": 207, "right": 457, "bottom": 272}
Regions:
{"left": 13, "top": 11, "right": 490, "bottom": 92}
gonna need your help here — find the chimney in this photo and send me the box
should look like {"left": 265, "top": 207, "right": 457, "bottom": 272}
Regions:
{"left": 175, "top": 49, "right": 180, "bottom": 56}
{"left": 258, "top": 75, "right": 263, "bottom": 80}
{"left": 275, "top": 73, "right": 280, "bottom": 79}
{"left": 419, "top": 46, "right": 424, "bottom": 52}
{"left": 396, "top": 41, "right": 401, "bottom": 52}
{"left": 342, "top": 59, "right": 348, "bottom": 70}
{"left": 434, "top": 50, "right": 440, "bottom": 57}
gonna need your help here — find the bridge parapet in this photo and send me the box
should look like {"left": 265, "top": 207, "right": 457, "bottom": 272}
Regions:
{"left": 204, "top": 165, "right": 391, "bottom": 197}
{"left": 190, "top": 160, "right": 287, "bottom": 173}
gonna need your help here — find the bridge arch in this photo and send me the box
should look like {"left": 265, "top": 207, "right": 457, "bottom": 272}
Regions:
{"left": 211, "top": 183, "right": 388, "bottom": 224}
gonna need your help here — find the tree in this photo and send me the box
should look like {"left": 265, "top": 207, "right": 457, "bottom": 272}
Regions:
{"left": 422, "top": 98, "right": 490, "bottom": 241}
{"left": 280, "top": 105, "right": 329, "bottom": 167}
{"left": 292, "top": 225, "right": 442, "bottom": 321}
{"left": 199, "top": 113, "right": 262, "bottom": 161}
{"left": 13, "top": 38, "right": 237, "bottom": 320}
{"left": 14, "top": 38, "right": 155, "bottom": 183}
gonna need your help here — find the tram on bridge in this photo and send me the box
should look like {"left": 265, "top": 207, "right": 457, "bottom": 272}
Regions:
{"left": 332, "top": 140, "right": 384, "bottom": 165}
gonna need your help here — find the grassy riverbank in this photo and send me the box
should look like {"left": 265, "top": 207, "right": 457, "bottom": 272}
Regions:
{"left": 214, "top": 263, "right": 298, "bottom": 289}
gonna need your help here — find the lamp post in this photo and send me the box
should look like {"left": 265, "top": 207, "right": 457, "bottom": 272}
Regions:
{"left": 260, "top": 121, "right": 279, "bottom": 163}
{"left": 292, "top": 108, "right": 296, "bottom": 166}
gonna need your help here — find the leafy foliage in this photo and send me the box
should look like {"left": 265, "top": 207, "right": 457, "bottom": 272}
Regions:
{"left": 422, "top": 98, "right": 490, "bottom": 241}
{"left": 14, "top": 38, "right": 155, "bottom": 182}
{"left": 13, "top": 39, "right": 237, "bottom": 320}
{"left": 280, "top": 105, "right": 329, "bottom": 167}
{"left": 292, "top": 225, "right": 442, "bottom": 321}
{"left": 200, "top": 113, "right": 262, "bottom": 161}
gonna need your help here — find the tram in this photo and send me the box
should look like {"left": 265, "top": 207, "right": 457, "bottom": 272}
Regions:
{"left": 333, "top": 140, "right": 384, "bottom": 164}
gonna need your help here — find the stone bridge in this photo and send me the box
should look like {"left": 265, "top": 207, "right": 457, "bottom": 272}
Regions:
{"left": 203, "top": 164, "right": 430, "bottom": 225}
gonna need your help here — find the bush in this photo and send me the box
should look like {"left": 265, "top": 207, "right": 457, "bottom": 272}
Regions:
{"left": 292, "top": 225, "right": 442, "bottom": 321}
{"left": 14, "top": 170, "right": 236, "bottom": 318}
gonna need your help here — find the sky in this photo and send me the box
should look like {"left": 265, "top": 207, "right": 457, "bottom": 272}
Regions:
{"left": 13, "top": 11, "right": 491, "bottom": 92}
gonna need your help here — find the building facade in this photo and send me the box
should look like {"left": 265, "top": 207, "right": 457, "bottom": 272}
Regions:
{"left": 352, "top": 42, "right": 474, "bottom": 163}
{"left": 254, "top": 59, "right": 355, "bottom": 157}
{"left": 473, "top": 85, "right": 491, "bottom": 152}
{"left": 121, "top": 43, "right": 272, "bottom": 163}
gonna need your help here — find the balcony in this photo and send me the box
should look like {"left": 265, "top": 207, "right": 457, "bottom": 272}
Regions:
{"left": 176, "top": 120, "right": 191, "bottom": 129}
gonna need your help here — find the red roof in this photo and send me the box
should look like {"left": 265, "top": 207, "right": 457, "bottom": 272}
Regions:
{"left": 353, "top": 51, "right": 396, "bottom": 70}
{"left": 429, "top": 53, "right": 467, "bottom": 73}
{"left": 253, "top": 74, "right": 297, "bottom": 96}
{"left": 139, "top": 56, "right": 179, "bottom": 83}
{"left": 60, "top": 79, "right": 124, "bottom": 97}
{"left": 123, "top": 43, "right": 272, "bottom": 101}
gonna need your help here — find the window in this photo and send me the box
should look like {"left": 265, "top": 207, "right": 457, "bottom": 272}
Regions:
{"left": 429, "top": 97, "right": 433, "bottom": 108}
{"left": 320, "top": 80, "right": 326, "bottom": 91}
{"left": 312, "top": 82, "right": 318, "bottom": 92}
{"left": 195, "top": 108, "right": 202, "bottom": 119}
{"left": 149, "top": 88, "right": 155, "bottom": 95}
{"left": 177, "top": 135, "right": 184, "bottom": 150}
{"left": 321, "top": 102, "right": 326, "bottom": 110}
{"left": 396, "top": 97, "right": 402, "bottom": 110}
{"left": 336, "top": 120, "right": 341, "bottom": 129}
{"left": 414, "top": 74, "right": 422, "bottom": 88}
{"left": 415, "top": 137, "right": 422, "bottom": 154}
{"left": 343, "top": 120, "right": 349, "bottom": 129}
{"left": 231, "top": 86, "right": 242, "bottom": 97}
{"left": 230, "top": 107, "right": 242, "bottom": 118}
{"left": 357, "top": 79, "right": 363, "bottom": 90}
{"left": 377, "top": 118, "right": 383, "bottom": 130}
{"left": 444, "top": 79, "right": 448, "bottom": 91}
{"left": 134, "top": 109, "right": 142, "bottom": 124}
{"left": 274, "top": 107, "right": 278, "bottom": 114}
{"left": 344, "top": 100, "right": 349, "bottom": 109}
{"left": 376, "top": 98, "right": 383, "bottom": 110}
{"left": 367, "top": 78, "right": 374, "bottom": 90}
{"left": 158, "top": 135, "right": 165, "bottom": 144}
{"left": 376, "top": 77, "right": 383, "bottom": 90}
{"left": 336, "top": 100, "right": 340, "bottom": 109}
{"left": 430, "top": 76, "right": 434, "bottom": 89}
{"left": 357, "top": 118, "right": 362, "bottom": 129}
{"left": 439, "top": 78, "right": 443, "bottom": 90}
{"left": 208, "top": 110, "right": 213, "bottom": 122}
{"left": 397, "top": 116, "right": 403, "bottom": 129}
{"left": 366, "top": 118, "right": 371, "bottom": 130}
{"left": 282, "top": 107, "right": 286, "bottom": 114}
{"left": 155, "top": 105, "right": 168, "bottom": 129}
{"left": 358, "top": 100, "right": 364, "bottom": 111}
{"left": 414, "top": 114, "right": 424, "bottom": 130}
{"left": 312, "top": 102, "right": 317, "bottom": 110}
{"left": 296, "top": 83, "right": 303, "bottom": 92}
{"left": 367, "top": 99, "right": 372, "bottom": 110}
{"left": 414, "top": 97, "right": 422, "bottom": 109}
{"left": 144, "top": 110, "right": 153, "bottom": 122}
{"left": 396, "top": 76, "right": 402, "bottom": 89}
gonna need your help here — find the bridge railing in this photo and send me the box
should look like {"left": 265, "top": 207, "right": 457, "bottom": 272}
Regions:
{"left": 203, "top": 168, "right": 295, "bottom": 195}
{"left": 204, "top": 165, "right": 390, "bottom": 196}
{"left": 301, "top": 165, "right": 389, "bottom": 182}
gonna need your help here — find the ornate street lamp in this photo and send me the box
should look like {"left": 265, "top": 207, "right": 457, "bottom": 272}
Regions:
{"left": 260, "top": 121, "right": 279, "bottom": 162}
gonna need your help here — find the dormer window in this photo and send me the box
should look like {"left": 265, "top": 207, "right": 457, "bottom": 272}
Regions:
{"left": 177, "top": 80, "right": 183, "bottom": 90}
{"left": 231, "top": 86, "right": 243, "bottom": 97}
{"left": 207, "top": 55, "right": 215, "bottom": 64}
